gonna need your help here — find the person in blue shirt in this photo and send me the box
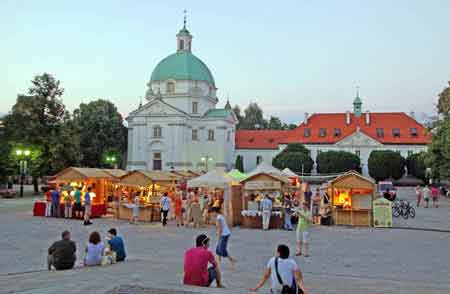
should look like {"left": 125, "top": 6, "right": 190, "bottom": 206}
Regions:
{"left": 107, "top": 228, "right": 126, "bottom": 262}
{"left": 51, "top": 186, "right": 61, "bottom": 217}
{"left": 83, "top": 187, "right": 93, "bottom": 226}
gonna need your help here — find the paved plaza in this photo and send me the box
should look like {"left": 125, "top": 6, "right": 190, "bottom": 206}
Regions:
{"left": 0, "top": 187, "right": 449, "bottom": 294}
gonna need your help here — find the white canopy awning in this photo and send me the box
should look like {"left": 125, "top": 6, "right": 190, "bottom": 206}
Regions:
{"left": 248, "top": 162, "right": 283, "bottom": 177}
{"left": 187, "top": 169, "right": 233, "bottom": 189}
{"left": 281, "top": 168, "right": 298, "bottom": 178}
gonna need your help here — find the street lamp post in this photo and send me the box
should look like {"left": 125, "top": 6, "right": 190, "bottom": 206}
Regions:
{"left": 106, "top": 156, "right": 118, "bottom": 169}
{"left": 15, "top": 149, "right": 31, "bottom": 198}
{"left": 201, "top": 155, "right": 213, "bottom": 171}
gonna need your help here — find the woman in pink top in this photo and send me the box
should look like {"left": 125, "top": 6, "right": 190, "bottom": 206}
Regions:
{"left": 431, "top": 186, "right": 440, "bottom": 208}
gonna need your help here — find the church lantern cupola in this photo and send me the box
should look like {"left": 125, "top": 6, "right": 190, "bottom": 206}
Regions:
{"left": 353, "top": 87, "right": 363, "bottom": 117}
{"left": 177, "top": 11, "right": 192, "bottom": 52}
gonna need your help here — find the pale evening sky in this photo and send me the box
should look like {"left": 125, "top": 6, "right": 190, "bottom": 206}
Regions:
{"left": 1, "top": 0, "right": 449, "bottom": 123}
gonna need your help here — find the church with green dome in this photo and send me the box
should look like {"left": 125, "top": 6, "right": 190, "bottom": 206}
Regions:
{"left": 126, "top": 20, "right": 237, "bottom": 171}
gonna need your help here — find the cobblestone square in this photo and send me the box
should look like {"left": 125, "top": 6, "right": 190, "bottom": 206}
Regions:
{"left": 0, "top": 187, "right": 449, "bottom": 294}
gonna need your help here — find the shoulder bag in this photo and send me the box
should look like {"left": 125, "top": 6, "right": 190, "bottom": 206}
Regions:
{"left": 274, "top": 258, "right": 304, "bottom": 294}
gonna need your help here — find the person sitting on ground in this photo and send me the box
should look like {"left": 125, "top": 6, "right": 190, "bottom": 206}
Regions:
{"left": 84, "top": 231, "right": 104, "bottom": 266}
{"left": 250, "top": 244, "right": 307, "bottom": 294}
{"left": 48, "top": 230, "right": 76, "bottom": 270}
{"left": 107, "top": 228, "right": 126, "bottom": 262}
{"left": 183, "top": 234, "right": 223, "bottom": 288}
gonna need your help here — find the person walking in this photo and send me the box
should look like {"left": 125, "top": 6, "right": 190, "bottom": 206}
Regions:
{"left": 51, "top": 186, "right": 61, "bottom": 217}
{"left": 415, "top": 185, "right": 422, "bottom": 207}
{"left": 48, "top": 230, "right": 76, "bottom": 271}
{"left": 175, "top": 192, "right": 184, "bottom": 226}
{"left": 311, "top": 188, "right": 321, "bottom": 225}
{"left": 183, "top": 234, "right": 224, "bottom": 288}
{"left": 249, "top": 244, "right": 307, "bottom": 294}
{"left": 83, "top": 187, "right": 93, "bottom": 225}
{"left": 423, "top": 185, "right": 431, "bottom": 208}
{"left": 213, "top": 206, "right": 237, "bottom": 269}
{"left": 84, "top": 231, "right": 104, "bottom": 266}
{"left": 160, "top": 192, "right": 171, "bottom": 226}
{"left": 131, "top": 193, "right": 140, "bottom": 225}
{"left": 431, "top": 186, "right": 440, "bottom": 208}
{"left": 261, "top": 194, "right": 273, "bottom": 230}
{"left": 296, "top": 202, "right": 312, "bottom": 257}
{"left": 63, "top": 188, "right": 73, "bottom": 219}
{"left": 73, "top": 187, "right": 83, "bottom": 219}
{"left": 45, "top": 189, "right": 53, "bottom": 217}
{"left": 283, "top": 193, "right": 293, "bottom": 231}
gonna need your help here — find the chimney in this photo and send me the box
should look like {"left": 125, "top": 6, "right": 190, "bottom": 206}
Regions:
{"left": 304, "top": 112, "right": 309, "bottom": 124}
{"left": 365, "top": 110, "right": 370, "bottom": 125}
{"left": 346, "top": 111, "right": 351, "bottom": 125}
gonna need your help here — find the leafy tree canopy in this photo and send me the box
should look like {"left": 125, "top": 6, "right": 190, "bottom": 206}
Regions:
{"left": 437, "top": 81, "right": 450, "bottom": 115}
{"left": 425, "top": 114, "right": 450, "bottom": 180}
{"left": 406, "top": 152, "right": 427, "bottom": 182}
{"left": 272, "top": 143, "right": 313, "bottom": 173}
{"left": 316, "top": 151, "right": 361, "bottom": 174}
{"left": 368, "top": 150, "right": 406, "bottom": 181}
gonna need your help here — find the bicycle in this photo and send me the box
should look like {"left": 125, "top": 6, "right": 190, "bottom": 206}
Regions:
{"left": 392, "top": 199, "right": 415, "bottom": 219}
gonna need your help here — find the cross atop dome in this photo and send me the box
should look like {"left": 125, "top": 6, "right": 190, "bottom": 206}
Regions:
{"left": 177, "top": 9, "right": 192, "bottom": 52}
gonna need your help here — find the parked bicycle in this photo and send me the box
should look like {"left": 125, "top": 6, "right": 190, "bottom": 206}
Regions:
{"left": 392, "top": 199, "right": 415, "bottom": 219}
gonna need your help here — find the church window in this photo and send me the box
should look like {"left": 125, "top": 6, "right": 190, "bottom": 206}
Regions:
{"left": 166, "top": 81, "right": 175, "bottom": 94}
{"left": 319, "top": 128, "right": 327, "bottom": 137}
{"left": 256, "top": 155, "right": 263, "bottom": 165}
{"left": 410, "top": 128, "right": 418, "bottom": 137}
{"left": 153, "top": 126, "right": 162, "bottom": 138}
{"left": 392, "top": 128, "right": 400, "bottom": 137}
{"left": 192, "top": 129, "right": 198, "bottom": 141}
{"left": 178, "top": 39, "right": 184, "bottom": 51}
{"left": 334, "top": 128, "right": 341, "bottom": 137}
{"left": 192, "top": 102, "right": 198, "bottom": 114}
{"left": 208, "top": 129, "right": 215, "bottom": 141}
{"left": 376, "top": 128, "right": 384, "bottom": 138}
{"left": 304, "top": 128, "right": 311, "bottom": 137}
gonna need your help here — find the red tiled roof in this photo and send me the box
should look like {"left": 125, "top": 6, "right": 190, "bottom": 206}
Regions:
{"left": 235, "top": 112, "right": 431, "bottom": 149}
{"left": 235, "top": 130, "right": 291, "bottom": 149}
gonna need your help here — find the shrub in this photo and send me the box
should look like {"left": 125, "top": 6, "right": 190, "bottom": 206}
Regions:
{"left": 316, "top": 151, "right": 361, "bottom": 174}
{"left": 368, "top": 150, "right": 406, "bottom": 181}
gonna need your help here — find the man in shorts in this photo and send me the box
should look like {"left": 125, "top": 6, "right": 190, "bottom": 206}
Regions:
{"left": 184, "top": 234, "right": 224, "bottom": 288}
{"left": 296, "top": 202, "right": 312, "bottom": 257}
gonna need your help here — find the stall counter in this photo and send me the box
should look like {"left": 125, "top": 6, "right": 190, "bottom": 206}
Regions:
{"left": 33, "top": 201, "right": 107, "bottom": 218}
{"left": 117, "top": 203, "right": 161, "bottom": 222}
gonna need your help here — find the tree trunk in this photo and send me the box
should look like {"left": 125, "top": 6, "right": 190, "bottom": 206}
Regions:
{"left": 33, "top": 176, "right": 39, "bottom": 194}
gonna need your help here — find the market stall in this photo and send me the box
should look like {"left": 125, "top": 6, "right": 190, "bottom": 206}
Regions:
{"left": 327, "top": 171, "right": 376, "bottom": 227}
{"left": 240, "top": 172, "right": 291, "bottom": 229}
{"left": 117, "top": 170, "right": 180, "bottom": 222}
{"left": 33, "top": 167, "right": 125, "bottom": 218}
{"left": 187, "top": 169, "right": 239, "bottom": 225}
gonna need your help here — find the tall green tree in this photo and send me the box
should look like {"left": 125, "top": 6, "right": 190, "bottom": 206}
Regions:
{"left": 316, "top": 151, "right": 361, "bottom": 174}
{"left": 272, "top": 143, "right": 313, "bottom": 173}
{"left": 240, "top": 102, "right": 267, "bottom": 130}
{"left": 426, "top": 114, "right": 450, "bottom": 180}
{"left": 73, "top": 99, "right": 127, "bottom": 168}
{"left": 268, "top": 116, "right": 283, "bottom": 130}
{"left": 232, "top": 105, "right": 244, "bottom": 130}
{"left": 4, "top": 73, "right": 67, "bottom": 190}
{"left": 368, "top": 150, "right": 406, "bottom": 181}
{"left": 437, "top": 81, "right": 450, "bottom": 115}
{"left": 235, "top": 155, "right": 244, "bottom": 172}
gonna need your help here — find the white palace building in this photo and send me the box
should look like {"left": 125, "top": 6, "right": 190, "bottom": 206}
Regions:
{"left": 126, "top": 21, "right": 430, "bottom": 176}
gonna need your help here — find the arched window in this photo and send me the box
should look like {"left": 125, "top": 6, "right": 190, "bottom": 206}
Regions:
{"left": 256, "top": 155, "right": 263, "bottom": 165}
{"left": 166, "top": 81, "right": 175, "bottom": 94}
{"left": 178, "top": 39, "right": 184, "bottom": 51}
{"left": 153, "top": 126, "right": 162, "bottom": 138}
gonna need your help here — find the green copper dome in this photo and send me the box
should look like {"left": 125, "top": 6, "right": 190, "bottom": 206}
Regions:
{"left": 150, "top": 52, "right": 215, "bottom": 86}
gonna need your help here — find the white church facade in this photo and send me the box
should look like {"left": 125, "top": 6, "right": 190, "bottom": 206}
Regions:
{"left": 127, "top": 21, "right": 431, "bottom": 176}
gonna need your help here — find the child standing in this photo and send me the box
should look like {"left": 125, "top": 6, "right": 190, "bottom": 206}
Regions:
{"left": 296, "top": 202, "right": 312, "bottom": 257}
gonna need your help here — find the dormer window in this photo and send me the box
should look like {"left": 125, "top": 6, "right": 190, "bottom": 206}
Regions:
{"left": 376, "top": 128, "right": 384, "bottom": 138}
{"left": 166, "top": 81, "right": 175, "bottom": 94}
{"left": 304, "top": 128, "right": 311, "bottom": 137}
{"left": 334, "top": 128, "right": 341, "bottom": 137}
{"left": 319, "top": 128, "right": 327, "bottom": 137}
{"left": 410, "top": 128, "right": 418, "bottom": 137}
{"left": 392, "top": 128, "right": 400, "bottom": 137}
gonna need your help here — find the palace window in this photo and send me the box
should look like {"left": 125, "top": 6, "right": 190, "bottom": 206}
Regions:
{"left": 304, "top": 128, "right": 311, "bottom": 137}
{"left": 319, "top": 128, "right": 327, "bottom": 137}
{"left": 392, "top": 128, "right": 400, "bottom": 137}
{"left": 376, "top": 128, "right": 384, "bottom": 138}
{"left": 334, "top": 128, "right": 341, "bottom": 137}
{"left": 192, "top": 102, "right": 198, "bottom": 114}
{"left": 208, "top": 129, "right": 215, "bottom": 141}
{"left": 410, "top": 128, "right": 418, "bottom": 137}
{"left": 166, "top": 81, "right": 175, "bottom": 94}
{"left": 256, "top": 155, "right": 263, "bottom": 165}
{"left": 192, "top": 129, "right": 198, "bottom": 141}
{"left": 153, "top": 126, "right": 162, "bottom": 138}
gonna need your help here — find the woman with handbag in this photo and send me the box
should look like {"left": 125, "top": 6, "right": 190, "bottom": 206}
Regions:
{"left": 249, "top": 244, "right": 307, "bottom": 294}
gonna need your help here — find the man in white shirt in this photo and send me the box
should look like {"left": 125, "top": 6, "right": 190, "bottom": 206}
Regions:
{"left": 261, "top": 194, "right": 273, "bottom": 230}
{"left": 160, "top": 192, "right": 171, "bottom": 226}
{"left": 250, "top": 244, "right": 307, "bottom": 293}
{"left": 212, "top": 206, "right": 237, "bottom": 269}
